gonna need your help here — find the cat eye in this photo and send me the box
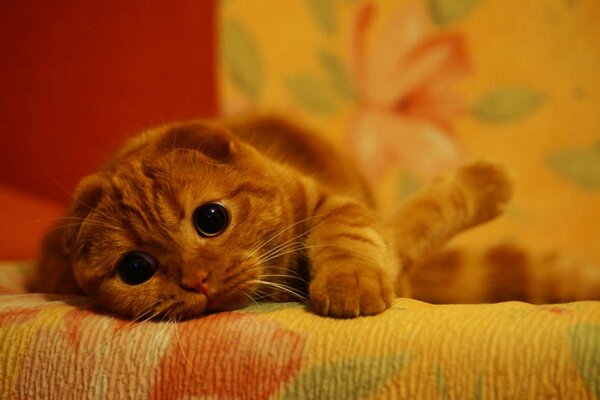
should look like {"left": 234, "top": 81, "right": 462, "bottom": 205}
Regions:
{"left": 118, "top": 252, "right": 158, "bottom": 285}
{"left": 193, "top": 202, "right": 229, "bottom": 237}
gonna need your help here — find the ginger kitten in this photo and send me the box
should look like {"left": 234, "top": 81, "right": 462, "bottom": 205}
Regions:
{"left": 31, "top": 116, "right": 512, "bottom": 319}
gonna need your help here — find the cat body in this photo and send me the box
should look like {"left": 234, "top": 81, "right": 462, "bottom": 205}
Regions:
{"left": 31, "top": 116, "right": 512, "bottom": 319}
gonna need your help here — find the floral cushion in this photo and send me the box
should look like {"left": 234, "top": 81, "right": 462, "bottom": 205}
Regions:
{"left": 1, "top": 262, "right": 599, "bottom": 398}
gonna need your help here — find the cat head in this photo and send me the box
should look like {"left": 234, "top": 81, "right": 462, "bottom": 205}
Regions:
{"left": 62, "top": 122, "right": 300, "bottom": 319}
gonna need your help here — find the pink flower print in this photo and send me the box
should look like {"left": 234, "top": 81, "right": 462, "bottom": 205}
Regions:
{"left": 348, "top": 1, "right": 471, "bottom": 180}
{"left": 150, "top": 312, "right": 305, "bottom": 400}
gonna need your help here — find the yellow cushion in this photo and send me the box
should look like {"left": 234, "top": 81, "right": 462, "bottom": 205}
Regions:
{"left": 1, "top": 262, "right": 599, "bottom": 398}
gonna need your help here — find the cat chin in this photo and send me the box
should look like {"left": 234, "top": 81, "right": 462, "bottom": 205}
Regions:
{"left": 162, "top": 299, "right": 249, "bottom": 320}
{"left": 165, "top": 304, "right": 210, "bottom": 320}
{"left": 205, "top": 293, "right": 254, "bottom": 314}
{"left": 144, "top": 288, "right": 255, "bottom": 319}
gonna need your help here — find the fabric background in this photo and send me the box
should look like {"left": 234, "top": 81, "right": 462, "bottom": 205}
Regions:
{"left": 218, "top": 0, "right": 600, "bottom": 267}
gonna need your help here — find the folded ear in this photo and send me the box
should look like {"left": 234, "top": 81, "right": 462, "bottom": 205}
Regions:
{"left": 63, "top": 174, "right": 106, "bottom": 252}
{"left": 154, "top": 123, "right": 236, "bottom": 163}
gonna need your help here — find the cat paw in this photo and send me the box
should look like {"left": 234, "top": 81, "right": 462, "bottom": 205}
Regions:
{"left": 456, "top": 161, "right": 514, "bottom": 223}
{"left": 309, "top": 266, "right": 394, "bottom": 318}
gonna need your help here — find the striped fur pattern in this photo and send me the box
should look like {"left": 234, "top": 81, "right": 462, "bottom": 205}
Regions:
{"left": 31, "top": 116, "right": 514, "bottom": 319}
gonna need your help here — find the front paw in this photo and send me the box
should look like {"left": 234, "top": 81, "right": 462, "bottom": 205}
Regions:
{"left": 309, "top": 266, "right": 394, "bottom": 318}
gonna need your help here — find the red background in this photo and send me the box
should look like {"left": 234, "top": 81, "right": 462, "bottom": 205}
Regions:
{"left": 0, "top": 1, "right": 216, "bottom": 259}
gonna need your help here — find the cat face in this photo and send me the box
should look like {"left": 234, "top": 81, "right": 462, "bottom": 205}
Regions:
{"left": 64, "top": 123, "right": 300, "bottom": 319}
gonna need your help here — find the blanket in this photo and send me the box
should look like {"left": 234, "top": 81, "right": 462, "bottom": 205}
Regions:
{"left": 1, "top": 262, "right": 599, "bottom": 399}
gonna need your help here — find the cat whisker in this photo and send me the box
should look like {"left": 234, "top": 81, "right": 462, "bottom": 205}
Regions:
{"left": 265, "top": 243, "right": 349, "bottom": 263}
{"left": 240, "top": 289, "right": 259, "bottom": 307}
{"left": 54, "top": 221, "right": 124, "bottom": 233}
{"left": 166, "top": 301, "right": 186, "bottom": 317}
{"left": 255, "top": 241, "right": 306, "bottom": 264}
{"left": 66, "top": 300, "right": 160, "bottom": 397}
{"left": 302, "top": 243, "right": 373, "bottom": 264}
{"left": 29, "top": 214, "right": 125, "bottom": 233}
{"left": 247, "top": 240, "right": 309, "bottom": 269}
{"left": 28, "top": 216, "right": 100, "bottom": 223}
{"left": 27, "top": 216, "right": 84, "bottom": 224}
{"left": 250, "top": 284, "right": 303, "bottom": 303}
{"left": 173, "top": 314, "right": 195, "bottom": 369}
{"left": 256, "top": 263, "right": 307, "bottom": 278}
{"left": 123, "top": 298, "right": 166, "bottom": 326}
{"left": 169, "top": 127, "right": 178, "bottom": 184}
{"left": 247, "top": 250, "right": 303, "bottom": 274}
{"left": 241, "top": 253, "right": 306, "bottom": 288}
{"left": 250, "top": 291, "right": 273, "bottom": 302}
{"left": 83, "top": 301, "right": 164, "bottom": 365}
{"left": 242, "top": 212, "right": 331, "bottom": 263}
{"left": 245, "top": 212, "right": 340, "bottom": 268}
{"left": 160, "top": 310, "right": 177, "bottom": 334}
{"left": 80, "top": 203, "right": 123, "bottom": 229}
{"left": 249, "top": 279, "right": 308, "bottom": 303}
{"left": 250, "top": 243, "right": 307, "bottom": 269}
{"left": 42, "top": 170, "right": 121, "bottom": 226}
{"left": 144, "top": 311, "right": 175, "bottom": 364}
{"left": 69, "top": 216, "right": 122, "bottom": 228}
{"left": 258, "top": 274, "right": 309, "bottom": 285}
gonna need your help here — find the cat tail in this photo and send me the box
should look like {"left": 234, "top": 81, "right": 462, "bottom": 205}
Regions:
{"left": 387, "top": 161, "right": 514, "bottom": 296}
{"left": 408, "top": 243, "right": 600, "bottom": 304}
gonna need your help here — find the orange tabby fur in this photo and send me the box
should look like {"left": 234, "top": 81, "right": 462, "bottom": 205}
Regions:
{"left": 30, "top": 116, "right": 513, "bottom": 319}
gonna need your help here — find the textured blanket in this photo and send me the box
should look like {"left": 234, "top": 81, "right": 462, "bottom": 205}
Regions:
{"left": 0, "top": 262, "right": 599, "bottom": 399}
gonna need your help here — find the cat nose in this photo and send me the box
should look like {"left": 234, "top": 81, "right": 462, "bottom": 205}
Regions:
{"left": 182, "top": 270, "right": 210, "bottom": 296}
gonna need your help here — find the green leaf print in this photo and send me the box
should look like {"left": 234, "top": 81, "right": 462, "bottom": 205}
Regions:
{"left": 399, "top": 173, "right": 423, "bottom": 200}
{"left": 279, "top": 354, "right": 411, "bottom": 400}
{"left": 221, "top": 19, "right": 263, "bottom": 99}
{"left": 307, "top": 0, "right": 337, "bottom": 34}
{"left": 472, "top": 86, "right": 545, "bottom": 124}
{"left": 429, "top": 0, "right": 483, "bottom": 26}
{"left": 548, "top": 142, "right": 600, "bottom": 190}
{"left": 435, "top": 365, "right": 448, "bottom": 399}
{"left": 319, "top": 50, "right": 357, "bottom": 102}
{"left": 474, "top": 374, "right": 485, "bottom": 400}
{"left": 286, "top": 74, "right": 339, "bottom": 114}
{"left": 567, "top": 323, "right": 600, "bottom": 397}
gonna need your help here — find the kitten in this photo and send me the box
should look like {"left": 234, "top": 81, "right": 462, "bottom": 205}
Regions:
{"left": 30, "top": 116, "right": 512, "bottom": 319}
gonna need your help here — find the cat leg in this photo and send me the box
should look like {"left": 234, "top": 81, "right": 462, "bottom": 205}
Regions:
{"left": 302, "top": 194, "right": 397, "bottom": 318}
{"left": 390, "top": 161, "right": 513, "bottom": 274}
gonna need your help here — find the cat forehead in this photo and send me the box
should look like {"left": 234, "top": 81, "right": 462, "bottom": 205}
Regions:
{"left": 109, "top": 161, "right": 217, "bottom": 201}
{"left": 104, "top": 153, "right": 250, "bottom": 217}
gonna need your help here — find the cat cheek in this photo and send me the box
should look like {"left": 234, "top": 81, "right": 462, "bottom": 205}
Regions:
{"left": 71, "top": 261, "right": 106, "bottom": 297}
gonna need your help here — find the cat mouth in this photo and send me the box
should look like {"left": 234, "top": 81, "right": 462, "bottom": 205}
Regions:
{"left": 206, "top": 282, "right": 257, "bottom": 312}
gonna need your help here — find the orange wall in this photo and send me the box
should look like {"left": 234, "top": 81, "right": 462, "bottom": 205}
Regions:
{"left": 0, "top": 1, "right": 217, "bottom": 203}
